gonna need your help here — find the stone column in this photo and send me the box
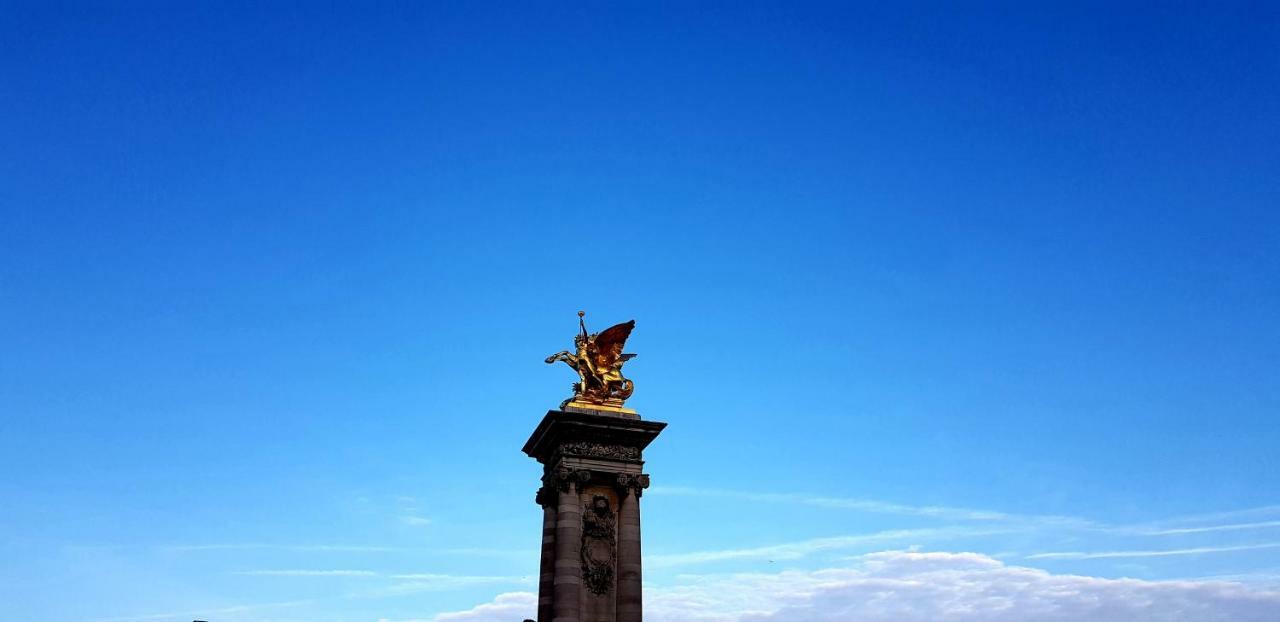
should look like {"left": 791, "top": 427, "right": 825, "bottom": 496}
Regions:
{"left": 553, "top": 472, "right": 586, "bottom": 622}
{"left": 615, "top": 474, "right": 648, "bottom": 622}
{"left": 536, "top": 486, "right": 557, "bottom": 622}
{"left": 524, "top": 409, "right": 665, "bottom": 622}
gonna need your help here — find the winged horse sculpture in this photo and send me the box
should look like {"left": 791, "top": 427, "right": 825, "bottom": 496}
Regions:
{"left": 545, "top": 312, "right": 637, "bottom": 411}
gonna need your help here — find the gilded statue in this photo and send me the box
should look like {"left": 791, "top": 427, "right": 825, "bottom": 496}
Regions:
{"left": 545, "top": 312, "right": 636, "bottom": 412}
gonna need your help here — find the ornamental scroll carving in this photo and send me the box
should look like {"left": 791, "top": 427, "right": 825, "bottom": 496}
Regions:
{"left": 558, "top": 441, "right": 641, "bottom": 461}
{"left": 550, "top": 467, "right": 591, "bottom": 493}
{"left": 581, "top": 495, "right": 617, "bottom": 595}
{"left": 616, "top": 473, "right": 651, "bottom": 498}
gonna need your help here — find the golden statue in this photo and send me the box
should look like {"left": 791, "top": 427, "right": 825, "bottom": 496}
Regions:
{"left": 545, "top": 312, "right": 637, "bottom": 413}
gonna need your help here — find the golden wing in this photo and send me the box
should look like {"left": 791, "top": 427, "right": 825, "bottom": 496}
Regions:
{"left": 593, "top": 320, "right": 635, "bottom": 369}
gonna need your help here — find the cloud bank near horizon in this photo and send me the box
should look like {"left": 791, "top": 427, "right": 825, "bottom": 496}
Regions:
{"left": 422, "top": 550, "right": 1280, "bottom": 622}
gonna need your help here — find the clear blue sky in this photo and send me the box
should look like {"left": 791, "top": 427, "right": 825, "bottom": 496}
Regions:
{"left": 2, "top": 3, "right": 1278, "bottom": 621}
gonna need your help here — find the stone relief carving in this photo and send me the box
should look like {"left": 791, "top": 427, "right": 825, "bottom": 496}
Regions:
{"left": 580, "top": 495, "right": 617, "bottom": 595}
{"left": 558, "top": 441, "right": 641, "bottom": 461}
{"left": 534, "top": 485, "right": 553, "bottom": 508}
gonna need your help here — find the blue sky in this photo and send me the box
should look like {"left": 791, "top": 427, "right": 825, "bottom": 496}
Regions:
{"left": 1, "top": 2, "right": 1278, "bottom": 621}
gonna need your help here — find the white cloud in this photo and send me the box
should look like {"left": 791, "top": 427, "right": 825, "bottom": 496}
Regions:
{"left": 401, "top": 515, "right": 434, "bottom": 526}
{"left": 720, "top": 551, "right": 1280, "bottom": 622}
{"left": 430, "top": 592, "right": 536, "bottom": 622}
{"left": 430, "top": 551, "right": 1280, "bottom": 622}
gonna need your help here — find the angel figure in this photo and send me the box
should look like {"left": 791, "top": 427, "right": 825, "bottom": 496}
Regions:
{"left": 545, "top": 312, "right": 636, "bottom": 408}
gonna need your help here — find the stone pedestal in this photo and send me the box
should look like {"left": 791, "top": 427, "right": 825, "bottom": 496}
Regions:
{"left": 523, "top": 409, "right": 666, "bottom": 622}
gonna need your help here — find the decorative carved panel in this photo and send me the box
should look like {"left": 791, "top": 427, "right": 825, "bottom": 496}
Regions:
{"left": 559, "top": 441, "right": 642, "bottom": 461}
{"left": 581, "top": 494, "right": 617, "bottom": 595}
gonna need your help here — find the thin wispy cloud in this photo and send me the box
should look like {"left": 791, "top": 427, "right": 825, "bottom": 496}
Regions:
{"left": 650, "top": 486, "right": 1040, "bottom": 523}
{"left": 650, "top": 486, "right": 1280, "bottom": 539}
{"left": 233, "top": 569, "right": 380, "bottom": 577}
{"left": 1182, "top": 569, "right": 1280, "bottom": 586}
{"left": 364, "top": 574, "right": 534, "bottom": 597}
{"left": 1153, "top": 505, "right": 1280, "bottom": 526}
{"left": 90, "top": 599, "right": 311, "bottom": 622}
{"left": 389, "top": 573, "right": 530, "bottom": 582}
{"left": 1111, "top": 506, "right": 1280, "bottom": 537}
{"left": 158, "top": 542, "right": 535, "bottom": 555}
{"left": 438, "top": 547, "right": 538, "bottom": 558}
{"left": 1138, "top": 520, "right": 1280, "bottom": 536}
{"left": 394, "top": 495, "right": 433, "bottom": 527}
{"left": 224, "top": 570, "right": 529, "bottom": 585}
{"left": 647, "top": 527, "right": 1002, "bottom": 567}
{"left": 1027, "top": 542, "right": 1280, "bottom": 560}
{"left": 160, "top": 543, "right": 405, "bottom": 553}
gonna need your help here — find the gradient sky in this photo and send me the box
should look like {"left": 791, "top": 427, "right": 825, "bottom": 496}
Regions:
{"left": 2, "top": 3, "right": 1278, "bottom": 621}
